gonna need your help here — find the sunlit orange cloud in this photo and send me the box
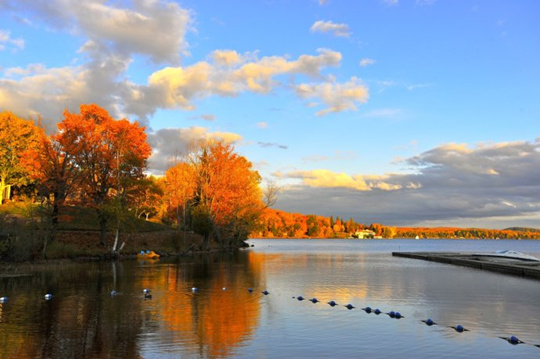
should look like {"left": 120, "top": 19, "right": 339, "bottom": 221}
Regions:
{"left": 285, "top": 169, "right": 401, "bottom": 191}
{"left": 146, "top": 48, "right": 342, "bottom": 110}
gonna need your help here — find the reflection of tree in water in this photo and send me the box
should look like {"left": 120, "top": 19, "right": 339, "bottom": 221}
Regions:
{"left": 0, "top": 251, "right": 264, "bottom": 358}
{"left": 0, "top": 262, "right": 144, "bottom": 358}
{"left": 159, "top": 250, "right": 263, "bottom": 358}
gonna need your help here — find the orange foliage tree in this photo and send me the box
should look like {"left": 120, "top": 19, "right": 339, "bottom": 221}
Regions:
{"left": 22, "top": 129, "right": 82, "bottom": 241}
{"left": 58, "top": 104, "right": 151, "bottom": 245}
{"left": 164, "top": 162, "right": 196, "bottom": 229}
{"left": 0, "top": 112, "right": 42, "bottom": 204}
{"left": 192, "top": 141, "right": 264, "bottom": 248}
{"left": 165, "top": 140, "right": 265, "bottom": 249}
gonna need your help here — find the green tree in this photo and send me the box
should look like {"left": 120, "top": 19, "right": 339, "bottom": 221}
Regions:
{"left": 306, "top": 215, "right": 320, "bottom": 237}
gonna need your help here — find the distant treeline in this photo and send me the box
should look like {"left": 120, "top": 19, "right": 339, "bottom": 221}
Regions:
{"left": 253, "top": 209, "right": 540, "bottom": 239}
{"left": 397, "top": 227, "right": 540, "bottom": 239}
{"left": 252, "top": 208, "right": 396, "bottom": 239}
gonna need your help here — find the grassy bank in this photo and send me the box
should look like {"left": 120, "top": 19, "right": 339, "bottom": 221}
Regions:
{"left": 0, "top": 203, "right": 223, "bottom": 262}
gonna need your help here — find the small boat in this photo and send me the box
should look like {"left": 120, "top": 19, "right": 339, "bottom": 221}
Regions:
{"left": 473, "top": 250, "right": 539, "bottom": 262}
{"left": 137, "top": 250, "right": 160, "bottom": 260}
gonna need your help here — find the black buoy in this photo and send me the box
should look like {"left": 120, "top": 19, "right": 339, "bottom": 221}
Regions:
{"left": 387, "top": 311, "right": 396, "bottom": 318}
{"left": 143, "top": 288, "right": 152, "bottom": 299}
{"left": 374, "top": 308, "right": 381, "bottom": 315}
{"left": 262, "top": 290, "right": 270, "bottom": 295}
{"left": 310, "top": 298, "right": 319, "bottom": 303}
{"left": 362, "top": 306, "right": 372, "bottom": 313}
{"left": 422, "top": 318, "right": 436, "bottom": 326}
{"left": 297, "top": 296, "right": 305, "bottom": 301}
{"left": 345, "top": 304, "right": 355, "bottom": 310}
{"left": 395, "top": 312, "right": 403, "bottom": 319}
{"left": 328, "top": 300, "right": 338, "bottom": 307}
{"left": 248, "top": 288, "right": 253, "bottom": 293}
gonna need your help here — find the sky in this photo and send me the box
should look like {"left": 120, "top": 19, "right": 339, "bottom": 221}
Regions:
{"left": 1, "top": 0, "right": 540, "bottom": 229}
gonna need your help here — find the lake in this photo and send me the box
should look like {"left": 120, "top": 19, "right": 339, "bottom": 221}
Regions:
{"left": 1, "top": 239, "right": 539, "bottom": 358}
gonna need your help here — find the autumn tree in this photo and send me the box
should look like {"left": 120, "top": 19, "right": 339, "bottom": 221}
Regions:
{"left": 0, "top": 112, "right": 42, "bottom": 204}
{"left": 23, "top": 130, "right": 81, "bottom": 241}
{"left": 127, "top": 175, "right": 164, "bottom": 220}
{"left": 58, "top": 104, "right": 151, "bottom": 245}
{"left": 164, "top": 162, "right": 197, "bottom": 229}
{"left": 187, "top": 140, "right": 264, "bottom": 249}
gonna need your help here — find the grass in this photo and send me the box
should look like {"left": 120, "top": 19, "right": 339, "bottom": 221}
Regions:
{"left": 1, "top": 201, "right": 208, "bottom": 262}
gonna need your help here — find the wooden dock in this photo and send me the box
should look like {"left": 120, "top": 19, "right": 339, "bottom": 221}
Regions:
{"left": 392, "top": 252, "right": 540, "bottom": 280}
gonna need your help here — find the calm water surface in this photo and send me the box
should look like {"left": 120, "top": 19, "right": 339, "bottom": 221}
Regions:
{"left": 0, "top": 239, "right": 539, "bottom": 358}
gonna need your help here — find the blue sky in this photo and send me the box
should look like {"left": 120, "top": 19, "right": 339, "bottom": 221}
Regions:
{"left": 1, "top": 0, "right": 540, "bottom": 228}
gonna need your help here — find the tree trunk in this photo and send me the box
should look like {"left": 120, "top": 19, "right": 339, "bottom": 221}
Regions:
{"left": 202, "top": 233, "right": 210, "bottom": 251}
{"left": 0, "top": 177, "right": 6, "bottom": 204}
{"left": 112, "top": 227, "right": 119, "bottom": 254}
{"left": 50, "top": 201, "right": 59, "bottom": 242}
{"left": 98, "top": 210, "right": 107, "bottom": 245}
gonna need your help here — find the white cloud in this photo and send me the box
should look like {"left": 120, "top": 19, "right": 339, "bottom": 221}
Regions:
{"left": 3, "top": 0, "right": 191, "bottom": 63}
{"left": 0, "top": 1, "right": 366, "bottom": 125}
{"left": 359, "top": 58, "right": 376, "bottom": 67}
{"left": 310, "top": 20, "right": 351, "bottom": 37}
{"left": 211, "top": 50, "right": 243, "bottom": 67}
{"left": 0, "top": 29, "right": 24, "bottom": 51}
{"left": 296, "top": 77, "right": 369, "bottom": 116}
{"left": 284, "top": 169, "right": 401, "bottom": 191}
{"left": 123, "top": 48, "right": 344, "bottom": 119}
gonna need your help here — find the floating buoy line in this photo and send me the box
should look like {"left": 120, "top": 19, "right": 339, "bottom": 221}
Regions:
{"left": 2, "top": 287, "right": 538, "bottom": 350}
